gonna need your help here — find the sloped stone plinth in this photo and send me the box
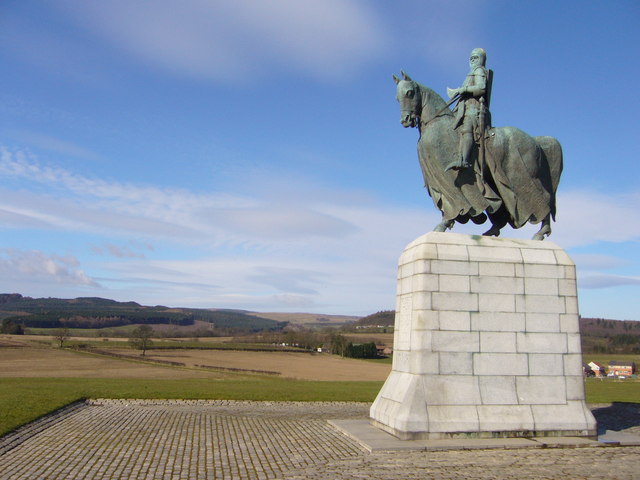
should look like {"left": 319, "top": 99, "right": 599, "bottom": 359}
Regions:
{"left": 370, "top": 232, "right": 596, "bottom": 440}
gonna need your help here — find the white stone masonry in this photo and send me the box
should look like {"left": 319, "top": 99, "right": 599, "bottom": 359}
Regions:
{"left": 370, "top": 232, "right": 596, "bottom": 440}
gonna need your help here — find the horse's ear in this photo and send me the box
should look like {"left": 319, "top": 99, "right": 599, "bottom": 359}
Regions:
{"left": 392, "top": 74, "right": 400, "bottom": 85}
{"left": 401, "top": 70, "right": 412, "bottom": 81}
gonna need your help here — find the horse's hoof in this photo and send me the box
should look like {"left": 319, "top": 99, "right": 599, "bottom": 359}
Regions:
{"left": 531, "top": 227, "right": 551, "bottom": 241}
{"left": 471, "top": 213, "right": 487, "bottom": 224}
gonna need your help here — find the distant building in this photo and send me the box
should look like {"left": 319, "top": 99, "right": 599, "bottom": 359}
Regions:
{"left": 587, "top": 361, "right": 606, "bottom": 377}
{"left": 608, "top": 361, "right": 636, "bottom": 377}
{"left": 376, "top": 345, "right": 393, "bottom": 356}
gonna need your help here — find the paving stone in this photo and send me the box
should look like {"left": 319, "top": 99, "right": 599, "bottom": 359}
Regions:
{"left": 0, "top": 400, "right": 639, "bottom": 479}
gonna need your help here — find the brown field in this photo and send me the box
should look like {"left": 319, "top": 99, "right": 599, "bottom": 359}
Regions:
{"left": 0, "top": 335, "right": 391, "bottom": 381}
{"left": 247, "top": 312, "right": 359, "bottom": 326}
{"left": 110, "top": 348, "right": 391, "bottom": 381}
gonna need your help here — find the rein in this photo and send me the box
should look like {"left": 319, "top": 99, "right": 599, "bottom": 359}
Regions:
{"left": 420, "top": 93, "right": 459, "bottom": 127}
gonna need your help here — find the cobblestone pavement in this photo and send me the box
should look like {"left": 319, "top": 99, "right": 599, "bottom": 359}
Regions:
{"left": 1, "top": 400, "right": 639, "bottom": 480}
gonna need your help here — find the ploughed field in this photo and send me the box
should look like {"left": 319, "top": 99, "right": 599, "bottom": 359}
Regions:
{"left": 0, "top": 335, "right": 391, "bottom": 381}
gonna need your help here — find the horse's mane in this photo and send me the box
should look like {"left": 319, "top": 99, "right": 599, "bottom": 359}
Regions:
{"left": 416, "top": 81, "right": 453, "bottom": 117}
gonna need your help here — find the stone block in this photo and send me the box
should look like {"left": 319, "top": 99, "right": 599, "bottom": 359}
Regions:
{"left": 471, "top": 276, "right": 523, "bottom": 294}
{"left": 412, "top": 273, "right": 439, "bottom": 292}
{"left": 567, "top": 333, "right": 582, "bottom": 354}
{"left": 432, "top": 331, "right": 479, "bottom": 352}
{"left": 518, "top": 295, "right": 565, "bottom": 314}
{"left": 409, "top": 330, "right": 432, "bottom": 351}
{"left": 521, "top": 248, "right": 557, "bottom": 264}
{"left": 564, "top": 265, "right": 576, "bottom": 279}
{"left": 523, "top": 264, "right": 565, "bottom": 279}
{"left": 392, "top": 351, "right": 410, "bottom": 372}
{"left": 439, "top": 352, "right": 473, "bottom": 375}
{"left": 517, "top": 332, "right": 567, "bottom": 353}
{"left": 473, "top": 353, "right": 528, "bottom": 376}
{"left": 436, "top": 243, "right": 469, "bottom": 261}
{"left": 432, "top": 292, "right": 478, "bottom": 312}
{"left": 563, "top": 354, "right": 584, "bottom": 376}
{"left": 399, "top": 262, "right": 414, "bottom": 279}
{"left": 412, "top": 242, "right": 438, "bottom": 261}
{"left": 524, "top": 277, "right": 559, "bottom": 296}
{"left": 439, "top": 274, "right": 470, "bottom": 293}
{"left": 412, "top": 309, "right": 439, "bottom": 330}
{"left": 516, "top": 376, "right": 566, "bottom": 404}
{"left": 467, "top": 245, "right": 523, "bottom": 263}
{"left": 565, "top": 296, "right": 579, "bottom": 314}
{"left": 559, "top": 314, "right": 580, "bottom": 333}
{"left": 409, "top": 351, "right": 439, "bottom": 374}
{"left": 478, "top": 261, "right": 515, "bottom": 277}
{"left": 479, "top": 332, "right": 517, "bottom": 353}
{"left": 478, "top": 376, "right": 518, "bottom": 404}
{"left": 438, "top": 311, "right": 470, "bottom": 331}
{"left": 424, "top": 375, "right": 481, "bottom": 405}
{"left": 425, "top": 405, "right": 479, "bottom": 432}
{"left": 471, "top": 312, "right": 525, "bottom": 332}
{"left": 554, "top": 249, "right": 575, "bottom": 266}
{"left": 558, "top": 278, "right": 577, "bottom": 296}
{"left": 531, "top": 401, "right": 596, "bottom": 432}
{"left": 478, "top": 293, "right": 516, "bottom": 313}
{"left": 477, "top": 405, "right": 535, "bottom": 431}
{"left": 431, "top": 259, "right": 479, "bottom": 276}
{"left": 528, "top": 354, "right": 564, "bottom": 376}
{"left": 566, "top": 375, "right": 586, "bottom": 400}
{"left": 525, "top": 313, "right": 560, "bottom": 332}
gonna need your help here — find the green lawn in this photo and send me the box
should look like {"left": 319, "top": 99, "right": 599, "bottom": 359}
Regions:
{"left": 0, "top": 377, "right": 383, "bottom": 437}
{"left": 584, "top": 377, "right": 640, "bottom": 403}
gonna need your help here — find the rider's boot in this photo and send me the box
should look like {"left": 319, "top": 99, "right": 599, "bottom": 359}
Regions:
{"left": 445, "top": 133, "right": 474, "bottom": 171}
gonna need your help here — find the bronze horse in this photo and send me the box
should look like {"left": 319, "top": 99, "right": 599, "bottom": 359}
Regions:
{"left": 394, "top": 71, "right": 562, "bottom": 240}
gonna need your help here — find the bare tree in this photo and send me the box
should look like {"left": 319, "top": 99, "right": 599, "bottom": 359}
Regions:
{"left": 129, "top": 325, "right": 154, "bottom": 356}
{"left": 53, "top": 327, "right": 71, "bottom": 348}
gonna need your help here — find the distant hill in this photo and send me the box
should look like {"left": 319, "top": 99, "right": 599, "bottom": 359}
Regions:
{"left": 0, "top": 293, "right": 286, "bottom": 334}
{"left": 352, "top": 310, "right": 395, "bottom": 328}
{"left": 245, "top": 312, "right": 359, "bottom": 327}
{"left": 579, "top": 317, "right": 640, "bottom": 354}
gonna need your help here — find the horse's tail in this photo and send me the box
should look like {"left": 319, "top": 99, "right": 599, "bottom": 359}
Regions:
{"left": 535, "top": 136, "right": 563, "bottom": 219}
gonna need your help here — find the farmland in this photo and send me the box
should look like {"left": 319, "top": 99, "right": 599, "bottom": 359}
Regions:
{"left": 1, "top": 333, "right": 639, "bottom": 438}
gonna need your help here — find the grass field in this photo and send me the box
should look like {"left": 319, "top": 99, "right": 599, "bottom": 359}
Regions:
{"left": 1, "top": 335, "right": 639, "bottom": 438}
{"left": 0, "top": 377, "right": 383, "bottom": 436}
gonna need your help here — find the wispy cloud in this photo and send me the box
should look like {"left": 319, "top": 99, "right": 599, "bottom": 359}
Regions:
{"left": 550, "top": 189, "right": 640, "bottom": 248}
{"left": 0, "top": 249, "right": 98, "bottom": 287}
{"left": 579, "top": 274, "right": 640, "bottom": 289}
{"left": 4, "top": 130, "right": 103, "bottom": 162}
{"left": 48, "top": 0, "right": 389, "bottom": 82}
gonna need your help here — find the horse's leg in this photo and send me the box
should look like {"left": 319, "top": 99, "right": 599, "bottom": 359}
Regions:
{"left": 484, "top": 210, "right": 507, "bottom": 237}
{"left": 434, "top": 218, "right": 455, "bottom": 232}
{"left": 532, "top": 215, "right": 552, "bottom": 241}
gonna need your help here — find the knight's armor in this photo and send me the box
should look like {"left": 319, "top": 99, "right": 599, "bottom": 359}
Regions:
{"left": 448, "top": 64, "right": 492, "bottom": 171}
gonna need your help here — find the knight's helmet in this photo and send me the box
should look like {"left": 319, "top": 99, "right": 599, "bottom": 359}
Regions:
{"left": 470, "top": 48, "right": 486, "bottom": 67}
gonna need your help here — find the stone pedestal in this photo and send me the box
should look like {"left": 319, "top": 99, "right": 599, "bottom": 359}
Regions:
{"left": 370, "top": 232, "right": 596, "bottom": 440}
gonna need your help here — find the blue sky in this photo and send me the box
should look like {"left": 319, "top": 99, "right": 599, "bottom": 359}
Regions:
{"left": 0, "top": 1, "right": 639, "bottom": 318}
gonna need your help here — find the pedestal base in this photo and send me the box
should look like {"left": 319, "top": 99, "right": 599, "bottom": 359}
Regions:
{"left": 370, "top": 232, "right": 596, "bottom": 439}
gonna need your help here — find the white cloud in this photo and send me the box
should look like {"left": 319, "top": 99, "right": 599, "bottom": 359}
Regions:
{"left": 0, "top": 249, "right": 98, "bottom": 287}
{"left": 548, "top": 189, "right": 640, "bottom": 248}
{"left": 571, "top": 253, "right": 629, "bottom": 271}
{"left": 49, "top": 0, "right": 389, "bottom": 82}
{"left": 579, "top": 274, "right": 640, "bottom": 289}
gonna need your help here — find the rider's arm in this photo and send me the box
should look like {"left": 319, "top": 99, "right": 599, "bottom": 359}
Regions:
{"left": 459, "top": 68, "right": 486, "bottom": 98}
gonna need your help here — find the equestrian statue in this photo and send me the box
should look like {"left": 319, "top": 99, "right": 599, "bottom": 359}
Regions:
{"left": 394, "top": 48, "right": 562, "bottom": 240}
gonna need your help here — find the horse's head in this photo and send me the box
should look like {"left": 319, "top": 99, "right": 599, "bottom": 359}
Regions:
{"left": 393, "top": 71, "right": 421, "bottom": 128}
